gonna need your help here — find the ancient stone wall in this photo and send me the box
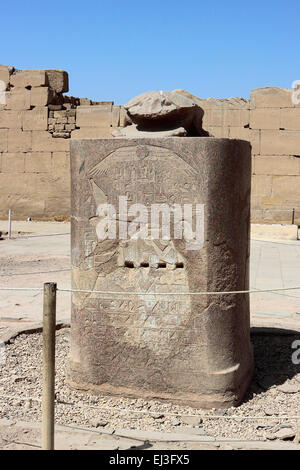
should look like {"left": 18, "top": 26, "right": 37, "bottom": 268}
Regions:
{"left": 197, "top": 88, "right": 300, "bottom": 224}
{"left": 0, "top": 65, "right": 120, "bottom": 219}
{"left": 0, "top": 64, "right": 299, "bottom": 223}
{"left": 0, "top": 66, "right": 70, "bottom": 219}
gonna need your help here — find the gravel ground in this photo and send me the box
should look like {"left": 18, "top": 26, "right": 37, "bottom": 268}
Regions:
{"left": 0, "top": 328, "right": 300, "bottom": 443}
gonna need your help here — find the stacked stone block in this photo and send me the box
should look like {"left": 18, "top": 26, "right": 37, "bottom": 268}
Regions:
{"left": 249, "top": 88, "right": 300, "bottom": 223}
{"left": 0, "top": 66, "right": 71, "bottom": 219}
{"left": 0, "top": 63, "right": 299, "bottom": 222}
{"left": 197, "top": 88, "right": 300, "bottom": 224}
{"left": 0, "top": 64, "right": 124, "bottom": 219}
{"left": 48, "top": 109, "right": 76, "bottom": 138}
{"left": 71, "top": 102, "right": 120, "bottom": 139}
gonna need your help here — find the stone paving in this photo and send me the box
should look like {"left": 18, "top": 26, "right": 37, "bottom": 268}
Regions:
{"left": 0, "top": 221, "right": 71, "bottom": 330}
{"left": 250, "top": 238, "right": 300, "bottom": 330}
{"left": 3, "top": 418, "right": 300, "bottom": 450}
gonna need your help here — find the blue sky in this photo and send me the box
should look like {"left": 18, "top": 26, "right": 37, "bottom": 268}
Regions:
{"left": 1, "top": 0, "right": 299, "bottom": 104}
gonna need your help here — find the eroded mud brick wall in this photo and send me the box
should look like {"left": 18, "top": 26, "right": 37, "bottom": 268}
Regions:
{"left": 0, "top": 64, "right": 299, "bottom": 223}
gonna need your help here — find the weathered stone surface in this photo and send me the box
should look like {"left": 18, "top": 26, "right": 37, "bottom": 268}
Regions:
{"left": 206, "top": 126, "right": 229, "bottom": 138}
{"left": 71, "top": 128, "right": 112, "bottom": 139}
{"left": 180, "top": 416, "right": 203, "bottom": 426}
{"left": 251, "top": 223, "right": 298, "bottom": 241}
{"left": 30, "top": 87, "right": 54, "bottom": 107}
{"left": 123, "top": 91, "right": 205, "bottom": 136}
{"left": 250, "top": 108, "right": 280, "bottom": 130}
{"left": 8, "top": 130, "right": 32, "bottom": 153}
{"left": 267, "top": 427, "right": 296, "bottom": 441}
{"left": 250, "top": 87, "right": 293, "bottom": 109}
{"left": 1, "top": 152, "right": 25, "bottom": 173}
{"left": 1, "top": 63, "right": 300, "bottom": 225}
{"left": 261, "top": 130, "right": 300, "bottom": 155}
{"left": 173, "top": 91, "right": 250, "bottom": 131}
{"left": 229, "top": 128, "right": 260, "bottom": 155}
{"left": 31, "top": 130, "right": 69, "bottom": 152}
{"left": 111, "top": 105, "right": 120, "bottom": 127}
{"left": 174, "top": 89, "right": 249, "bottom": 109}
{"left": 45, "top": 70, "right": 69, "bottom": 93}
{"left": 277, "top": 383, "right": 300, "bottom": 394}
{"left": 10, "top": 70, "right": 47, "bottom": 88}
{"left": 0, "top": 129, "right": 8, "bottom": 152}
{"left": 280, "top": 108, "right": 300, "bottom": 131}
{"left": 119, "top": 107, "right": 130, "bottom": 127}
{"left": 25, "top": 152, "right": 52, "bottom": 173}
{"left": 23, "top": 108, "right": 48, "bottom": 131}
{"left": 69, "top": 137, "right": 253, "bottom": 409}
{"left": 112, "top": 124, "right": 187, "bottom": 138}
{"left": 5, "top": 88, "right": 31, "bottom": 110}
{"left": 0, "top": 110, "right": 23, "bottom": 129}
{"left": 0, "top": 65, "right": 13, "bottom": 89}
{"left": 251, "top": 175, "right": 272, "bottom": 199}
{"left": 223, "top": 109, "right": 250, "bottom": 127}
{"left": 254, "top": 155, "right": 300, "bottom": 176}
{"left": 76, "top": 105, "right": 112, "bottom": 128}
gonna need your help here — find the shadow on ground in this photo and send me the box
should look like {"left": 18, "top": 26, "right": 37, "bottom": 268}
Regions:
{"left": 243, "top": 327, "right": 300, "bottom": 403}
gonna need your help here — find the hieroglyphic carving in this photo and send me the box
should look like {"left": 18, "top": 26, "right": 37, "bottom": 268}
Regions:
{"left": 73, "top": 145, "right": 200, "bottom": 354}
{"left": 84, "top": 231, "right": 97, "bottom": 269}
{"left": 89, "top": 145, "right": 199, "bottom": 208}
{"left": 70, "top": 137, "right": 253, "bottom": 408}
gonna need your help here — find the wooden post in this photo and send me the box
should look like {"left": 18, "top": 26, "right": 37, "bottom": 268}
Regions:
{"left": 8, "top": 209, "right": 12, "bottom": 239}
{"left": 42, "top": 282, "right": 57, "bottom": 450}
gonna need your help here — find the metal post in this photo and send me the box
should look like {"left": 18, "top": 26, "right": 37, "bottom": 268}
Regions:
{"left": 292, "top": 208, "right": 295, "bottom": 225}
{"left": 42, "top": 282, "right": 57, "bottom": 450}
{"left": 8, "top": 209, "right": 12, "bottom": 239}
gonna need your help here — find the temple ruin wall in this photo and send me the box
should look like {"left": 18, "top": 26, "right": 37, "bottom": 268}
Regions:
{"left": 0, "top": 64, "right": 299, "bottom": 224}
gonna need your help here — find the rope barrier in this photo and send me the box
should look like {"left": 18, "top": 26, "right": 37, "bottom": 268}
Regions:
{"left": 1, "top": 275, "right": 299, "bottom": 448}
{"left": 58, "top": 286, "right": 300, "bottom": 295}
{"left": 0, "top": 269, "right": 71, "bottom": 277}
{"left": 1, "top": 285, "right": 300, "bottom": 295}
{"left": 0, "top": 287, "right": 43, "bottom": 291}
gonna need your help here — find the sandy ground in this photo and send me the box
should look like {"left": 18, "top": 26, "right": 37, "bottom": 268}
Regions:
{"left": 0, "top": 221, "right": 71, "bottom": 329}
{"left": 0, "top": 221, "right": 300, "bottom": 450}
{"left": 0, "top": 328, "right": 300, "bottom": 450}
